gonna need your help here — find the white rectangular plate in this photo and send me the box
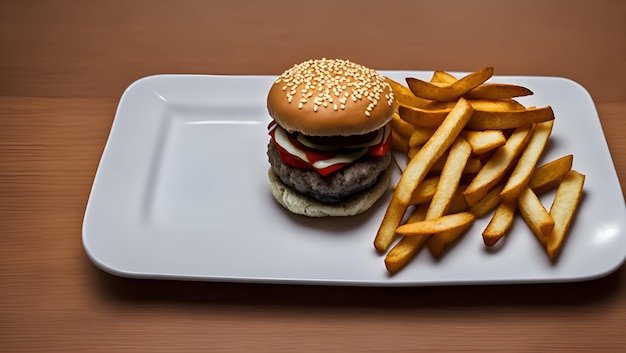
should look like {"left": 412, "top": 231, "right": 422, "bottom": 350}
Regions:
{"left": 83, "top": 72, "right": 626, "bottom": 286}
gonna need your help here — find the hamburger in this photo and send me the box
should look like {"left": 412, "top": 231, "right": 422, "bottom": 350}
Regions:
{"left": 266, "top": 58, "right": 396, "bottom": 217}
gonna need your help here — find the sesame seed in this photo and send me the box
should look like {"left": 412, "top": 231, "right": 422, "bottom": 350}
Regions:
{"left": 333, "top": 104, "right": 338, "bottom": 110}
{"left": 298, "top": 102, "right": 303, "bottom": 109}
{"left": 274, "top": 58, "right": 394, "bottom": 111}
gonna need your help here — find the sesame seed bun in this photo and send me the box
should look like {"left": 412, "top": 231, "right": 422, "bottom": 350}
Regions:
{"left": 267, "top": 59, "right": 395, "bottom": 136}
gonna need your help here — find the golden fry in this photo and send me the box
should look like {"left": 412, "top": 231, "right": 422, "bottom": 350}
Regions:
{"left": 461, "top": 130, "right": 507, "bottom": 155}
{"left": 448, "top": 186, "right": 470, "bottom": 213}
{"left": 384, "top": 205, "right": 429, "bottom": 273}
{"left": 430, "top": 70, "right": 458, "bottom": 84}
{"left": 399, "top": 105, "right": 554, "bottom": 130}
{"left": 528, "top": 155, "right": 573, "bottom": 194}
{"left": 427, "top": 71, "right": 534, "bottom": 100}
{"left": 464, "top": 125, "right": 534, "bottom": 206}
{"left": 409, "top": 127, "right": 436, "bottom": 148}
{"left": 546, "top": 171, "right": 585, "bottom": 260}
{"left": 409, "top": 176, "right": 440, "bottom": 205}
{"left": 390, "top": 112, "right": 416, "bottom": 138}
{"left": 500, "top": 120, "right": 554, "bottom": 202}
{"left": 406, "top": 67, "right": 494, "bottom": 101}
{"left": 427, "top": 222, "right": 473, "bottom": 257}
{"left": 518, "top": 187, "right": 555, "bottom": 243}
{"left": 396, "top": 212, "right": 476, "bottom": 236}
{"left": 426, "top": 137, "right": 472, "bottom": 219}
{"left": 391, "top": 131, "right": 410, "bottom": 154}
{"left": 386, "top": 77, "right": 432, "bottom": 109}
{"left": 482, "top": 200, "right": 517, "bottom": 246}
{"left": 464, "top": 83, "right": 533, "bottom": 100}
{"left": 426, "top": 99, "right": 525, "bottom": 112}
{"left": 468, "top": 106, "right": 554, "bottom": 130}
{"left": 469, "top": 183, "right": 505, "bottom": 218}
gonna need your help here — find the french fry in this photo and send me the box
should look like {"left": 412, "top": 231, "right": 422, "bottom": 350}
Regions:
{"left": 408, "top": 176, "right": 440, "bottom": 205}
{"left": 407, "top": 146, "right": 420, "bottom": 160}
{"left": 448, "top": 186, "right": 470, "bottom": 213}
{"left": 426, "top": 99, "right": 526, "bottom": 112}
{"left": 461, "top": 130, "right": 506, "bottom": 155}
{"left": 482, "top": 200, "right": 517, "bottom": 246}
{"left": 391, "top": 131, "right": 410, "bottom": 154}
{"left": 546, "top": 171, "right": 585, "bottom": 260}
{"left": 464, "top": 83, "right": 533, "bottom": 100}
{"left": 399, "top": 105, "right": 554, "bottom": 130}
{"left": 431, "top": 70, "right": 458, "bottom": 84}
{"left": 528, "top": 155, "right": 573, "bottom": 194}
{"left": 374, "top": 98, "right": 474, "bottom": 252}
{"left": 468, "top": 106, "right": 554, "bottom": 130}
{"left": 409, "top": 127, "right": 436, "bottom": 148}
{"left": 384, "top": 204, "right": 429, "bottom": 273}
{"left": 426, "top": 137, "right": 472, "bottom": 219}
{"left": 469, "top": 183, "right": 506, "bottom": 218}
{"left": 463, "top": 124, "right": 534, "bottom": 206}
{"left": 428, "top": 71, "right": 533, "bottom": 100}
{"left": 396, "top": 212, "right": 476, "bottom": 236}
{"left": 430, "top": 156, "right": 482, "bottom": 174}
{"left": 421, "top": 138, "right": 474, "bottom": 256}
{"left": 518, "top": 187, "right": 555, "bottom": 243}
{"left": 500, "top": 120, "right": 555, "bottom": 202}
{"left": 427, "top": 222, "right": 473, "bottom": 257}
{"left": 463, "top": 159, "right": 483, "bottom": 174}
{"left": 390, "top": 112, "right": 416, "bottom": 138}
{"left": 386, "top": 77, "right": 432, "bottom": 109}
{"left": 406, "top": 67, "right": 494, "bottom": 101}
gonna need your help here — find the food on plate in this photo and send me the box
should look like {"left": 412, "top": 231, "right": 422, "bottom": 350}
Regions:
{"left": 518, "top": 186, "right": 555, "bottom": 241}
{"left": 399, "top": 104, "right": 554, "bottom": 130}
{"left": 546, "top": 171, "right": 585, "bottom": 260}
{"left": 463, "top": 125, "right": 534, "bottom": 206}
{"left": 378, "top": 67, "right": 585, "bottom": 273}
{"left": 374, "top": 98, "right": 473, "bottom": 251}
{"left": 500, "top": 120, "right": 554, "bottom": 202}
{"left": 395, "top": 212, "right": 476, "bottom": 236}
{"left": 482, "top": 200, "right": 517, "bottom": 246}
{"left": 406, "top": 67, "right": 494, "bottom": 101}
{"left": 527, "top": 154, "right": 573, "bottom": 194}
{"left": 266, "top": 58, "right": 395, "bottom": 217}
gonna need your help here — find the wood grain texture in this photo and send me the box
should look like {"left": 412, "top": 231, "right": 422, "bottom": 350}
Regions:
{"left": 1, "top": 1, "right": 625, "bottom": 352}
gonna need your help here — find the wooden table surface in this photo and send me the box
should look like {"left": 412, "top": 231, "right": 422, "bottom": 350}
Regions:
{"left": 2, "top": 1, "right": 625, "bottom": 352}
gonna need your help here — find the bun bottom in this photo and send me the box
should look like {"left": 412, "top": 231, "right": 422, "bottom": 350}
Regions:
{"left": 268, "top": 166, "right": 392, "bottom": 217}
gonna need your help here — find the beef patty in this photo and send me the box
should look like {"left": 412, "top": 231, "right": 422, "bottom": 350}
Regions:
{"left": 267, "top": 141, "right": 392, "bottom": 204}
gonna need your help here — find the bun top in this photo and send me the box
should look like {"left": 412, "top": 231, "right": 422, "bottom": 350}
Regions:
{"left": 267, "top": 58, "right": 395, "bottom": 136}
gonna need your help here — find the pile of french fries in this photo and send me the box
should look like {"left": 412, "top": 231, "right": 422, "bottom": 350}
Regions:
{"left": 376, "top": 67, "right": 585, "bottom": 273}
